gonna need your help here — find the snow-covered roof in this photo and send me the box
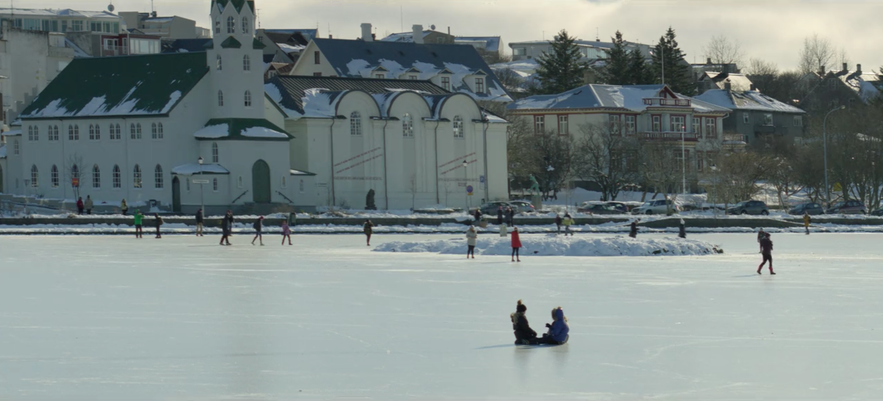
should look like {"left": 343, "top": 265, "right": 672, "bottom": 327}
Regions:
{"left": 380, "top": 31, "right": 434, "bottom": 43}
{"left": 193, "top": 119, "right": 291, "bottom": 141}
{"left": 276, "top": 43, "right": 305, "bottom": 54}
{"left": 290, "top": 169, "right": 317, "bottom": 176}
{"left": 171, "top": 163, "right": 230, "bottom": 175}
{"left": 840, "top": 71, "right": 881, "bottom": 102}
{"left": 0, "top": 8, "right": 121, "bottom": 19}
{"left": 702, "top": 72, "right": 753, "bottom": 92}
{"left": 694, "top": 90, "right": 805, "bottom": 114}
{"left": 454, "top": 36, "right": 501, "bottom": 52}
{"left": 1, "top": 129, "right": 21, "bottom": 137}
{"left": 508, "top": 84, "right": 731, "bottom": 114}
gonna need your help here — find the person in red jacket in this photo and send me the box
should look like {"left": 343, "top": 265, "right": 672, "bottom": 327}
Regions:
{"left": 76, "top": 197, "right": 85, "bottom": 215}
{"left": 511, "top": 226, "right": 522, "bottom": 262}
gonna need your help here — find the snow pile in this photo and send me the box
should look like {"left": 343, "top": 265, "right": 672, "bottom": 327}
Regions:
{"left": 374, "top": 235, "right": 724, "bottom": 257}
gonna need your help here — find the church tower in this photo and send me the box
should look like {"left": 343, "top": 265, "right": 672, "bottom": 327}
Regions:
{"left": 207, "top": 0, "right": 265, "bottom": 120}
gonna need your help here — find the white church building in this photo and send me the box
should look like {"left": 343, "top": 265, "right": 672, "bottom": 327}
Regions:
{"left": 0, "top": 0, "right": 511, "bottom": 212}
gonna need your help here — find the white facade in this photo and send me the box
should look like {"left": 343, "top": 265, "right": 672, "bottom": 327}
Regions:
{"left": 0, "top": 8, "right": 122, "bottom": 34}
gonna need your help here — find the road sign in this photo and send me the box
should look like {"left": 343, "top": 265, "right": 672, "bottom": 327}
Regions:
{"left": 71, "top": 177, "right": 79, "bottom": 188}
{"left": 466, "top": 185, "right": 474, "bottom": 195}
{"left": 192, "top": 179, "right": 210, "bottom": 184}
{"left": 479, "top": 175, "right": 485, "bottom": 184}
{"left": 833, "top": 182, "right": 843, "bottom": 192}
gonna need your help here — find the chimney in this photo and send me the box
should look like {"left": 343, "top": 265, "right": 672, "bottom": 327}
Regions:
{"left": 842, "top": 62, "right": 848, "bottom": 72}
{"left": 412, "top": 24, "right": 424, "bottom": 44}
{"left": 750, "top": 83, "right": 756, "bottom": 91}
{"left": 707, "top": 57, "right": 712, "bottom": 65}
{"left": 819, "top": 65, "right": 825, "bottom": 75}
{"left": 447, "top": 26, "right": 450, "bottom": 35}
{"left": 724, "top": 79, "right": 732, "bottom": 92}
{"left": 857, "top": 64, "right": 862, "bottom": 74}
{"left": 329, "top": 34, "right": 333, "bottom": 39}
{"left": 360, "top": 23, "right": 373, "bottom": 42}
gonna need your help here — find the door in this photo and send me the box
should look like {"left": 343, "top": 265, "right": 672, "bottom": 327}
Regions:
{"left": 252, "top": 160, "right": 271, "bottom": 203}
{"left": 171, "top": 177, "right": 181, "bottom": 213}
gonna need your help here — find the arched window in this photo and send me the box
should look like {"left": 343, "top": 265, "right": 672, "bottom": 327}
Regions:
{"left": 350, "top": 112, "right": 362, "bottom": 136}
{"left": 157, "top": 123, "right": 163, "bottom": 139}
{"left": 74, "top": 125, "right": 79, "bottom": 140}
{"left": 27, "top": 126, "right": 33, "bottom": 141}
{"left": 94, "top": 124, "right": 100, "bottom": 140}
{"left": 402, "top": 113, "right": 413, "bottom": 137}
{"left": 216, "top": 54, "right": 222, "bottom": 71}
{"left": 136, "top": 123, "right": 142, "bottom": 139}
{"left": 453, "top": 116, "right": 464, "bottom": 139}
{"left": 243, "top": 54, "right": 251, "bottom": 71}
{"left": 241, "top": 16, "right": 250, "bottom": 34}
{"left": 130, "top": 123, "right": 137, "bottom": 139}
{"left": 154, "top": 165, "right": 163, "bottom": 189}
{"left": 51, "top": 125, "right": 59, "bottom": 141}
{"left": 68, "top": 125, "right": 75, "bottom": 140}
{"left": 51, "top": 165, "right": 59, "bottom": 188}
{"left": 30, "top": 165, "right": 39, "bottom": 187}
{"left": 133, "top": 164, "right": 142, "bottom": 189}
{"left": 13, "top": 139, "right": 18, "bottom": 155}
{"left": 226, "top": 16, "right": 235, "bottom": 34}
{"left": 151, "top": 123, "right": 157, "bottom": 139}
{"left": 113, "top": 165, "right": 121, "bottom": 188}
{"left": 214, "top": 19, "right": 220, "bottom": 34}
{"left": 212, "top": 142, "right": 219, "bottom": 163}
{"left": 244, "top": 90, "right": 252, "bottom": 107}
{"left": 92, "top": 165, "right": 101, "bottom": 188}
{"left": 34, "top": 126, "right": 39, "bottom": 141}
{"left": 212, "top": 178, "right": 219, "bottom": 191}
{"left": 89, "top": 124, "right": 96, "bottom": 140}
{"left": 115, "top": 124, "right": 121, "bottom": 140}
{"left": 218, "top": 90, "right": 224, "bottom": 107}
{"left": 71, "top": 164, "right": 79, "bottom": 185}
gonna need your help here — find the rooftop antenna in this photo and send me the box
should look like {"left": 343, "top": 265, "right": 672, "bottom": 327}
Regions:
{"left": 400, "top": 5, "right": 403, "bottom": 33}
{"left": 107, "top": 1, "right": 114, "bottom": 12}
{"left": 256, "top": 8, "right": 261, "bottom": 28}
{"left": 150, "top": 0, "right": 154, "bottom": 14}
{"left": 596, "top": 27, "right": 599, "bottom": 41}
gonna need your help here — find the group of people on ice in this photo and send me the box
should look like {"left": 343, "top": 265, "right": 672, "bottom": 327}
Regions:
{"left": 510, "top": 300, "right": 569, "bottom": 345}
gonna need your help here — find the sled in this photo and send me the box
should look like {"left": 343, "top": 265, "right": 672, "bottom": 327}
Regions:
{"left": 516, "top": 335, "right": 569, "bottom": 346}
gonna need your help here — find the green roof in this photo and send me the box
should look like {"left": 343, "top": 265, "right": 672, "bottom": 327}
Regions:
{"left": 213, "top": 0, "right": 255, "bottom": 13}
{"left": 194, "top": 118, "right": 292, "bottom": 141}
{"left": 220, "top": 36, "right": 241, "bottom": 49}
{"left": 20, "top": 52, "right": 208, "bottom": 120}
{"left": 252, "top": 37, "right": 266, "bottom": 50}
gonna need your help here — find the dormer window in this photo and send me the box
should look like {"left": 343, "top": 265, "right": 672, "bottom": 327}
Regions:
{"left": 475, "top": 77, "right": 485, "bottom": 94}
{"left": 441, "top": 76, "right": 451, "bottom": 91}
{"left": 375, "top": 73, "right": 385, "bottom": 79}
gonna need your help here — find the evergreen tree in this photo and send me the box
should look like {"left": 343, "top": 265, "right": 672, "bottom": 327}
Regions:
{"left": 598, "top": 31, "right": 630, "bottom": 85}
{"left": 535, "top": 30, "right": 589, "bottom": 94}
{"left": 627, "top": 48, "right": 653, "bottom": 85}
{"left": 651, "top": 27, "right": 694, "bottom": 95}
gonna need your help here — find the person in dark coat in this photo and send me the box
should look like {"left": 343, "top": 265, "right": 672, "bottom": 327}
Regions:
{"left": 220, "top": 210, "right": 233, "bottom": 246}
{"left": 510, "top": 300, "right": 538, "bottom": 345}
{"left": 363, "top": 219, "right": 374, "bottom": 246}
{"left": 757, "top": 228, "right": 766, "bottom": 252}
{"left": 629, "top": 220, "right": 638, "bottom": 238}
{"left": 76, "top": 197, "right": 84, "bottom": 215}
{"left": 508, "top": 207, "right": 516, "bottom": 225}
{"left": 154, "top": 213, "right": 163, "bottom": 239}
{"left": 496, "top": 207, "right": 504, "bottom": 225}
{"left": 554, "top": 213, "right": 562, "bottom": 234}
{"left": 473, "top": 209, "right": 482, "bottom": 223}
{"left": 678, "top": 219, "right": 686, "bottom": 239}
{"left": 537, "top": 307, "right": 570, "bottom": 345}
{"left": 757, "top": 232, "right": 775, "bottom": 275}
{"left": 251, "top": 216, "right": 264, "bottom": 246}
{"left": 195, "top": 209, "right": 204, "bottom": 237}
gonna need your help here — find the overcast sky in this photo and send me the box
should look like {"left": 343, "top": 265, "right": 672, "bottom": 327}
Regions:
{"left": 32, "top": 0, "right": 883, "bottom": 71}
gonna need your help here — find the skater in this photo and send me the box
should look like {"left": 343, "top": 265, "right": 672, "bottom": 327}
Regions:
{"left": 537, "top": 307, "right": 570, "bottom": 345}
{"left": 496, "top": 206, "right": 504, "bottom": 225}
{"left": 511, "top": 226, "right": 522, "bottom": 262}
{"left": 133, "top": 210, "right": 144, "bottom": 238}
{"left": 757, "top": 228, "right": 766, "bottom": 252}
{"left": 154, "top": 213, "right": 163, "bottom": 238}
{"left": 120, "top": 199, "right": 129, "bottom": 216}
{"left": 84, "top": 196, "right": 93, "bottom": 215}
{"left": 629, "top": 220, "right": 638, "bottom": 238}
{"left": 251, "top": 216, "right": 264, "bottom": 246}
{"left": 281, "top": 220, "right": 292, "bottom": 245}
{"left": 554, "top": 213, "right": 562, "bottom": 234}
{"left": 562, "top": 213, "right": 574, "bottom": 236}
{"left": 76, "top": 197, "right": 84, "bottom": 215}
{"left": 466, "top": 225, "right": 477, "bottom": 259}
{"left": 363, "top": 219, "right": 374, "bottom": 246}
{"left": 803, "top": 212, "right": 812, "bottom": 235}
{"left": 220, "top": 210, "right": 233, "bottom": 246}
{"left": 507, "top": 207, "right": 516, "bottom": 225}
{"left": 510, "top": 300, "right": 538, "bottom": 345}
{"left": 195, "top": 208, "right": 204, "bottom": 236}
{"left": 678, "top": 219, "right": 686, "bottom": 239}
{"left": 757, "top": 232, "right": 775, "bottom": 275}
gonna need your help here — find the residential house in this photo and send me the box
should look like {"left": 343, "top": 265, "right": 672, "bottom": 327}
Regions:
{"left": 508, "top": 38, "right": 653, "bottom": 64}
{"left": 455, "top": 36, "right": 502, "bottom": 55}
{"left": 119, "top": 11, "right": 210, "bottom": 40}
{"left": 0, "top": 8, "right": 122, "bottom": 34}
{"left": 289, "top": 24, "right": 512, "bottom": 103}
{"left": 799, "top": 63, "right": 880, "bottom": 114}
{"left": 696, "top": 71, "right": 753, "bottom": 95}
{"left": 695, "top": 88, "right": 806, "bottom": 145}
{"left": 255, "top": 28, "right": 311, "bottom": 65}
{"left": 66, "top": 30, "right": 162, "bottom": 57}
{"left": 381, "top": 27, "right": 454, "bottom": 45}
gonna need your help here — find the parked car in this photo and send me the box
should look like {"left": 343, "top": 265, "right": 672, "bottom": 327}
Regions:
{"left": 871, "top": 209, "right": 883, "bottom": 216}
{"left": 478, "top": 201, "right": 511, "bottom": 216}
{"left": 580, "top": 203, "right": 630, "bottom": 215}
{"left": 632, "top": 199, "right": 679, "bottom": 215}
{"left": 826, "top": 200, "right": 866, "bottom": 215}
{"left": 727, "top": 200, "right": 770, "bottom": 215}
{"left": 508, "top": 200, "right": 536, "bottom": 214}
{"left": 789, "top": 202, "right": 825, "bottom": 215}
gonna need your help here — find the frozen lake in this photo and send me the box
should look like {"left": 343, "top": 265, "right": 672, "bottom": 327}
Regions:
{"left": 2, "top": 232, "right": 883, "bottom": 400}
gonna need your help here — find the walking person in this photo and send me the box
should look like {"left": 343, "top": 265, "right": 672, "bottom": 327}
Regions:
{"left": 76, "top": 197, "right": 84, "bottom": 215}
{"left": 363, "top": 219, "right": 374, "bottom": 246}
{"left": 251, "top": 216, "right": 264, "bottom": 246}
{"left": 281, "top": 220, "right": 292, "bottom": 245}
{"left": 154, "top": 213, "right": 163, "bottom": 239}
{"left": 120, "top": 199, "right": 129, "bottom": 216}
{"left": 84, "top": 196, "right": 93, "bottom": 215}
{"left": 629, "top": 220, "right": 638, "bottom": 238}
{"left": 195, "top": 208, "right": 204, "bottom": 237}
{"left": 803, "top": 212, "right": 812, "bottom": 235}
{"left": 554, "top": 213, "right": 562, "bottom": 234}
{"left": 511, "top": 226, "right": 522, "bottom": 262}
{"left": 220, "top": 210, "right": 233, "bottom": 246}
{"left": 496, "top": 206, "right": 504, "bottom": 225}
{"left": 466, "top": 225, "right": 478, "bottom": 259}
{"left": 678, "top": 219, "right": 687, "bottom": 239}
{"left": 757, "top": 232, "right": 775, "bottom": 275}
{"left": 562, "top": 213, "right": 574, "bottom": 236}
{"left": 133, "top": 210, "right": 144, "bottom": 239}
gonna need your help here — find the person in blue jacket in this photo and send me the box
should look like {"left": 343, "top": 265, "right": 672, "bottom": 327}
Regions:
{"left": 537, "top": 307, "right": 569, "bottom": 345}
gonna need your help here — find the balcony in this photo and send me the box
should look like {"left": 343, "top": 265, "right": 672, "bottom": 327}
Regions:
{"left": 627, "top": 131, "right": 700, "bottom": 141}
{"left": 102, "top": 45, "right": 129, "bottom": 57}
{"left": 642, "top": 98, "right": 692, "bottom": 107}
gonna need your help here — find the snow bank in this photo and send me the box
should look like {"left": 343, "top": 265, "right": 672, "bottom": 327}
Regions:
{"left": 373, "top": 236, "right": 724, "bottom": 257}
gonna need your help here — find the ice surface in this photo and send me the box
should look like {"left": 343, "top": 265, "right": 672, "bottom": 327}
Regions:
{"left": 3, "top": 233, "right": 883, "bottom": 400}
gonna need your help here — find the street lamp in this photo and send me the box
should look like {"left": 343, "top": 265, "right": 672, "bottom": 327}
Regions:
{"left": 710, "top": 164, "right": 718, "bottom": 218}
{"left": 823, "top": 105, "right": 846, "bottom": 208}
{"left": 197, "top": 156, "right": 204, "bottom": 215}
{"left": 681, "top": 125, "right": 687, "bottom": 196}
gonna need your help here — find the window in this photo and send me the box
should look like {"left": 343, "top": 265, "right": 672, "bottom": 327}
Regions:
{"left": 92, "top": 165, "right": 101, "bottom": 189}
{"left": 243, "top": 55, "right": 251, "bottom": 71}
{"left": 743, "top": 113, "right": 750, "bottom": 124}
{"left": 402, "top": 113, "right": 413, "bottom": 137}
{"left": 314, "top": 51, "right": 320, "bottom": 64}
{"left": 151, "top": 123, "right": 157, "bottom": 139}
{"left": 216, "top": 55, "right": 222, "bottom": 71}
{"left": 652, "top": 115, "right": 661, "bottom": 132}
{"left": 29, "top": 125, "right": 39, "bottom": 141}
{"left": 794, "top": 115, "right": 803, "bottom": 127}
{"left": 534, "top": 115, "right": 545, "bottom": 135}
{"left": 692, "top": 117, "right": 701, "bottom": 134}
{"left": 212, "top": 142, "right": 219, "bottom": 163}
{"left": 475, "top": 77, "right": 485, "bottom": 94}
{"left": 409, "top": 75, "right": 418, "bottom": 80}
{"left": 136, "top": 123, "right": 142, "bottom": 139}
{"left": 350, "top": 112, "right": 362, "bottom": 136}
{"left": 50, "top": 125, "right": 59, "bottom": 141}
{"left": 670, "top": 116, "right": 685, "bottom": 132}
{"left": 374, "top": 73, "right": 385, "bottom": 79}
{"left": 89, "top": 124, "right": 96, "bottom": 140}
{"left": 156, "top": 123, "right": 163, "bottom": 139}
{"left": 112, "top": 124, "right": 121, "bottom": 140}
{"left": 763, "top": 113, "right": 773, "bottom": 126}
{"left": 241, "top": 16, "right": 250, "bottom": 34}
{"left": 154, "top": 165, "right": 163, "bottom": 189}
{"left": 212, "top": 178, "right": 219, "bottom": 192}
{"left": 244, "top": 90, "right": 252, "bottom": 107}
{"left": 113, "top": 165, "right": 121, "bottom": 188}
{"left": 130, "top": 124, "right": 136, "bottom": 139}
{"left": 218, "top": 90, "right": 224, "bottom": 107}
{"left": 441, "top": 76, "right": 451, "bottom": 91}
{"left": 226, "top": 16, "right": 235, "bottom": 34}
{"left": 214, "top": 19, "right": 220, "bottom": 34}
{"left": 30, "top": 165, "right": 39, "bottom": 187}
{"left": 94, "top": 124, "right": 101, "bottom": 140}
{"left": 558, "top": 115, "right": 569, "bottom": 135}
{"left": 312, "top": 72, "right": 322, "bottom": 77}
{"left": 13, "top": 139, "right": 18, "bottom": 155}
{"left": 609, "top": 114, "right": 621, "bottom": 133}
{"left": 705, "top": 118, "right": 717, "bottom": 138}
{"left": 453, "top": 116, "right": 464, "bottom": 139}
{"left": 299, "top": 179, "right": 305, "bottom": 193}
{"left": 68, "top": 125, "right": 78, "bottom": 140}
{"left": 49, "top": 165, "right": 58, "bottom": 187}
{"left": 133, "top": 165, "right": 142, "bottom": 189}
{"left": 626, "top": 115, "right": 636, "bottom": 133}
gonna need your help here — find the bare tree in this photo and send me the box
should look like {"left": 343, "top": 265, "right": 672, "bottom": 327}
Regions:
{"left": 64, "top": 153, "right": 86, "bottom": 201}
{"left": 637, "top": 141, "right": 683, "bottom": 214}
{"left": 702, "top": 35, "right": 744, "bottom": 67}
{"left": 798, "top": 34, "right": 836, "bottom": 75}
{"left": 505, "top": 117, "right": 577, "bottom": 199}
{"left": 744, "top": 58, "right": 778, "bottom": 77}
{"left": 573, "top": 123, "right": 639, "bottom": 201}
